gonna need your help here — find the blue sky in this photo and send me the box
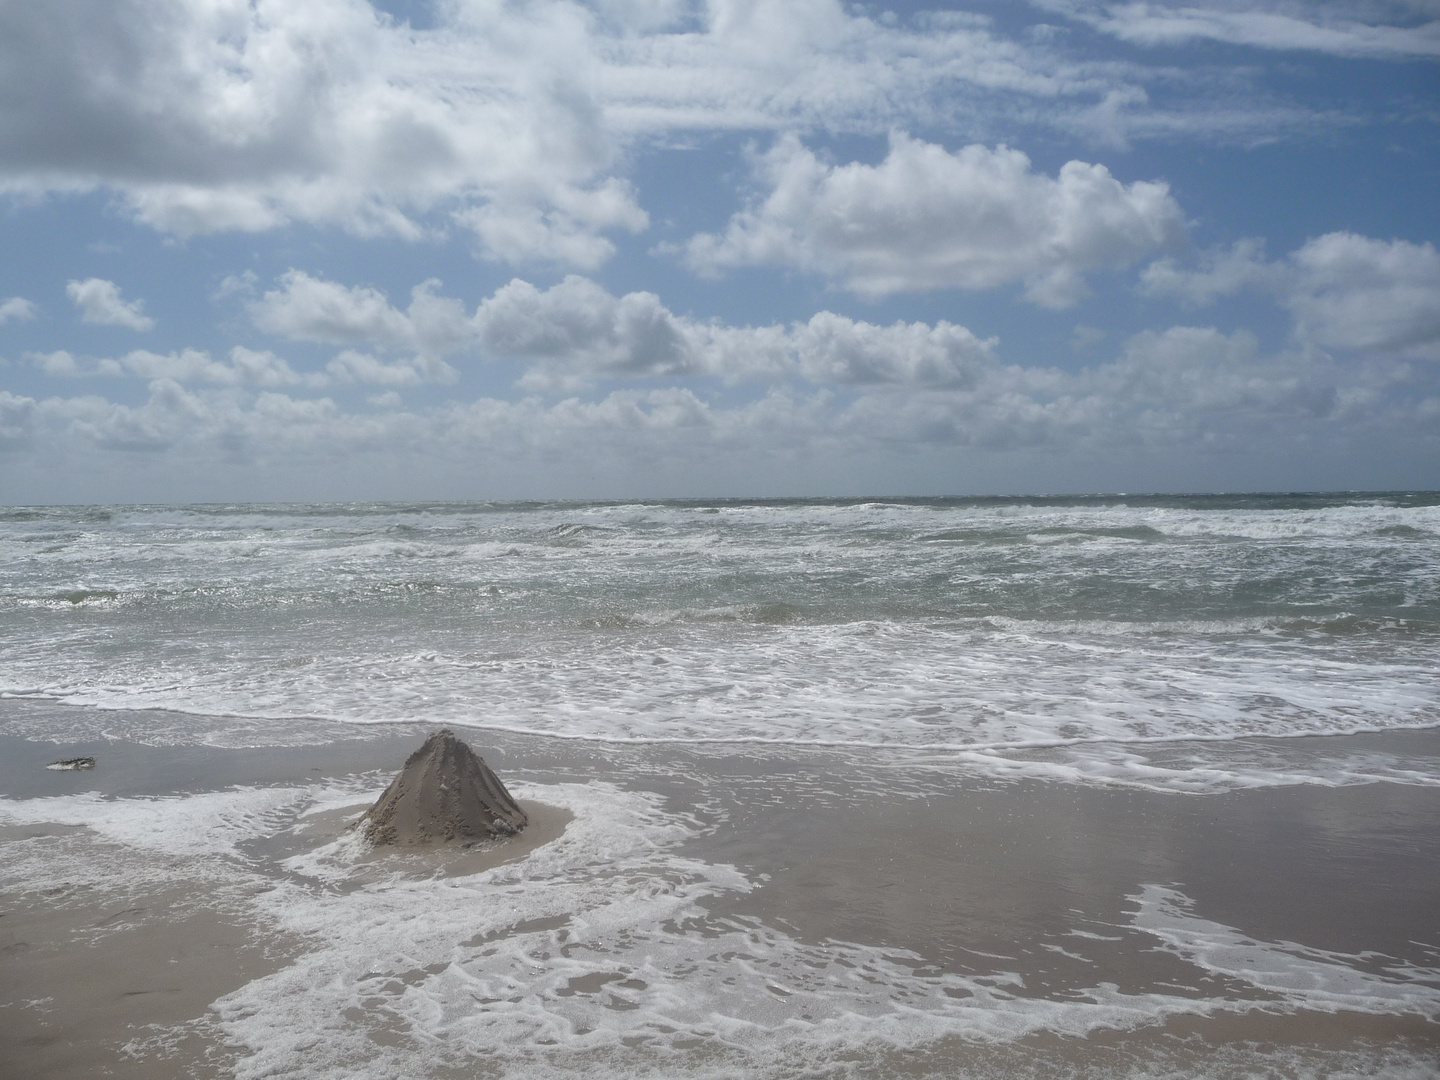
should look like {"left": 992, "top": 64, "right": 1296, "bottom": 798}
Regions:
{"left": 1, "top": 0, "right": 1437, "bottom": 501}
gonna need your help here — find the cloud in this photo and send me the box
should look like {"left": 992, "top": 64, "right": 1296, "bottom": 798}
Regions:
{"left": 29, "top": 345, "right": 321, "bottom": 386}
{"left": 214, "top": 271, "right": 258, "bottom": 301}
{"left": 1143, "top": 233, "right": 1440, "bottom": 358}
{"left": 325, "top": 350, "right": 457, "bottom": 386}
{"left": 245, "top": 270, "right": 999, "bottom": 388}
{"left": 65, "top": 278, "right": 155, "bottom": 330}
{"left": 474, "top": 274, "right": 999, "bottom": 387}
{"left": 589, "top": 0, "right": 1319, "bottom": 146}
{"left": 35, "top": 278, "right": 470, "bottom": 388}
{"left": 683, "top": 134, "right": 1184, "bottom": 304}
{"left": 251, "top": 270, "right": 472, "bottom": 358}
{"left": 0, "top": 0, "right": 1328, "bottom": 269}
{"left": 122, "top": 346, "right": 320, "bottom": 387}
{"left": 454, "top": 180, "right": 649, "bottom": 270}
{"left": 474, "top": 276, "right": 694, "bottom": 381}
{"left": 30, "top": 350, "right": 84, "bottom": 377}
{"left": 0, "top": 389, "right": 36, "bottom": 448}
{"left": 163, "top": 261, "right": 1440, "bottom": 410}
{"left": 837, "top": 325, "right": 1344, "bottom": 451}
{"left": 8, "top": 382, "right": 195, "bottom": 452}
{"left": 1041, "top": 1, "right": 1440, "bottom": 59}
{"left": 28, "top": 266, "right": 1417, "bottom": 474}
{"left": 6, "top": 321, "right": 1421, "bottom": 481}
{"left": 249, "top": 270, "right": 468, "bottom": 384}
{"left": 0, "top": 296, "right": 36, "bottom": 324}
{"left": 787, "top": 313, "right": 997, "bottom": 386}
{"left": 1101, "top": 325, "right": 1338, "bottom": 424}
{"left": 1287, "top": 233, "right": 1440, "bottom": 357}
{"left": 1140, "top": 239, "right": 1281, "bottom": 305}
{"left": 0, "top": 0, "right": 647, "bottom": 263}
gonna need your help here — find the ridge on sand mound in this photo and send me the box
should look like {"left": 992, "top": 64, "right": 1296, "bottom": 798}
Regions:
{"left": 362, "top": 729, "right": 528, "bottom": 846}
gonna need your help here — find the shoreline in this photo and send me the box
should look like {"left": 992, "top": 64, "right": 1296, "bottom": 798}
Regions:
{"left": 4, "top": 692, "right": 1440, "bottom": 801}
{"left": 2, "top": 715, "right": 1438, "bottom": 1078}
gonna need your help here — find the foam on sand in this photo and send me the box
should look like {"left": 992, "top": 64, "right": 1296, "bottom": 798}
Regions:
{"left": 3, "top": 769, "right": 1439, "bottom": 1079}
{"left": 221, "top": 784, "right": 1440, "bottom": 1079}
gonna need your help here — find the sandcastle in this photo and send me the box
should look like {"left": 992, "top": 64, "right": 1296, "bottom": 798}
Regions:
{"left": 361, "top": 729, "right": 527, "bottom": 846}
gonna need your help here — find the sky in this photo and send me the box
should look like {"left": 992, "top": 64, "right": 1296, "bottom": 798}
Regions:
{"left": 1, "top": 0, "right": 1438, "bottom": 502}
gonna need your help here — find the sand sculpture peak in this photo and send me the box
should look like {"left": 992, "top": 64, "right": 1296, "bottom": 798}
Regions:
{"left": 362, "top": 729, "right": 528, "bottom": 846}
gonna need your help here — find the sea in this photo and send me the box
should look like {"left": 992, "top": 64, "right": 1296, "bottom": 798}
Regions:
{"left": 2, "top": 494, "right": 1438, "bottom": 1079}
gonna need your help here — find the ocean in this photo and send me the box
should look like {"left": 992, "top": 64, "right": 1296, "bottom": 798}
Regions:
{"left": 2, "top": 494, "right": 1438, "bottom": 1078}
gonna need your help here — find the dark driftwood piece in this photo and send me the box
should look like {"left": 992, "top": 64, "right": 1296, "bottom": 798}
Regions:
{"left": 362, "top": 729, "right": 527, "bottom": 846}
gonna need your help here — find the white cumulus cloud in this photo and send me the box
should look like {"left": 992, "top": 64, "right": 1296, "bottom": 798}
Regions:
{"left": 29, "top": 345, "right": 322, "bottom": 386}
{"left": 5, "top": 320, "right": 1422, "bottom": 486}
{"left": 1140, "top": 239, "right": 1282, "bottom": 306}
{"left": 474, "top": 276, "right": 694, "bottom": 381}
{"left": 247, "top": 270, "right": 999, "bottom": 388}
{"left": 325, "top": 350, "right": 457, "bottom": 386}
{"left": 122, "top": 346, "right": 320, "bottom": 387}
{"left": 66, "top": 278, "right": 155, "bottom": 331}
{"left": 251, "top": 271, "right": 472, "bottom": 359}
{"left": 31, "top": 350, "right": 84, "bottom": 377}
{"left": 1288, "top": 233, "right": 1440, "bottom": 357}
{"left": 1143, "top": 232, "right": 1440, "bottom": 358}
{"left": 683, "top": 134, "right": 1184, "bottom": 305}
{"left": 0, "top": 296, "right": 36, "bottom": 324}
{"left": 0, "top": 0, "right": 1331, "bottom": 270}
{"left": 0, "top": 0, "right": 648, "bottom": 264}
{"left": 836, "top": 325, "right": 1343, "bottom": 452}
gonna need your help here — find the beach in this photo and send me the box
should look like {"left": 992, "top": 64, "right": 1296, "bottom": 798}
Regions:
{"left": 2, "top": 497, "right": 1438, "bottom": 1077}
{"left": 3, "top": 711, "right": 1438, "bottom": 1079}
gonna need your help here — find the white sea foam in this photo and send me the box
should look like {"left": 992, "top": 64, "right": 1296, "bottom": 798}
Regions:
{"left": 889, "top": 743, "right": 1440, "bottom": 794}
{"left": 1131, "top": 885, "right": 1440, "bottom": 1015}
{"left": 3, "top": 768, "right": 1438, "bottom": 1079}
{"left": 0, "top": 780, "right": 375, "bottom": 861}
{"left": 4, "top": 609, "right": 1435, "bottom": 795}
{"left": 8, "top": 615, "right": 1438, "bottom": 741}
{"left": 3, "top": 498, "right": 1438, "bottom": 793}
{"left": 214, "top": 781, "right": 1440, "bottom": 1078}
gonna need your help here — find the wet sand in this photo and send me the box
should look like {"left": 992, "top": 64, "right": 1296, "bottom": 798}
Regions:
{"left": 0, "top": 858, "right": 283, "bottom": 1080}
{"left": 0, "top": 716, "right": 572, "bottom": 1079}
{"left": 690, "top": 760, "right": 1440, "bottom": 1072}
{"left": 2, "top": 714, "right": 1438, "bottom": 1078}
{"left": 0, "top": 796, "right": 572, "bottom": 1080}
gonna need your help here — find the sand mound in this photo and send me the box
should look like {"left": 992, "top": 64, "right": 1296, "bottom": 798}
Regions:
{"left": 362, "top": 730, "right": 528, "bottom": 846}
